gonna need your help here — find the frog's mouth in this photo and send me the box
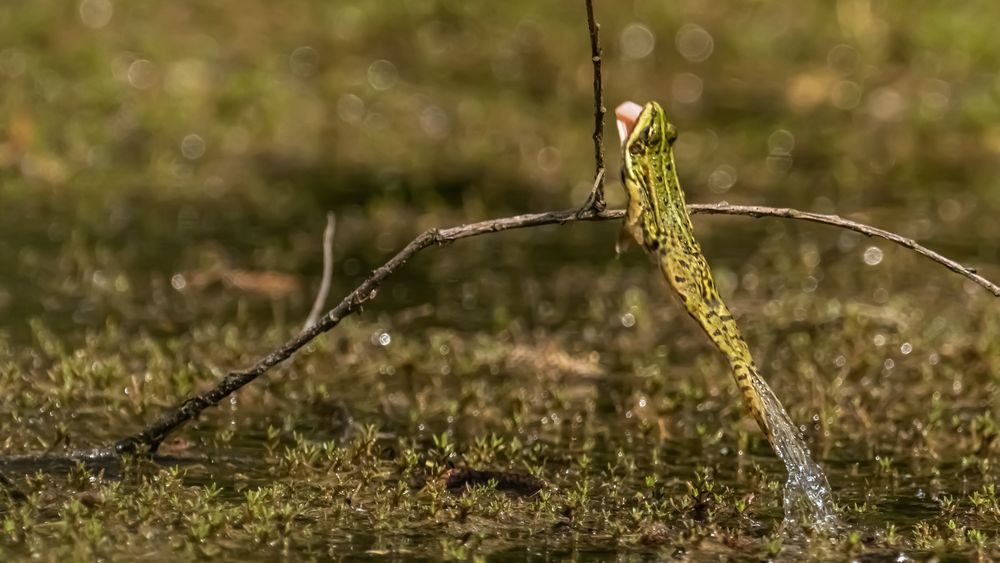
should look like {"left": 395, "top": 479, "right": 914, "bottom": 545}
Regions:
{"left": 615, "top": 101, "right": 643, "bottom": 144}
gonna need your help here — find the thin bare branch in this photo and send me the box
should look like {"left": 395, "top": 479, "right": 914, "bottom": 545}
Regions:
{"left": 694, "top": 202, "right": 1000, "bottom": 296}
{"left": 578, "top": 0, "right": 606, "bottom": 214}
{"left": 113, "top": 202, "right": 999, "bottom": 454}
{"left": 303, "top": 213, "right": 337, "bottom": 331}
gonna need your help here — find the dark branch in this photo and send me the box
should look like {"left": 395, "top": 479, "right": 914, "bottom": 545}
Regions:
{"left": 578, "top": 0, "right": 606, "bottom": 214}
{"left": 113, "top": 202, "right": 999, "bottom": 454}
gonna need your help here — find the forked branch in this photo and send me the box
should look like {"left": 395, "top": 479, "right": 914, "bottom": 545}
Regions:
{"left": 114, "top": 202, "right": 999, "bottom": 454}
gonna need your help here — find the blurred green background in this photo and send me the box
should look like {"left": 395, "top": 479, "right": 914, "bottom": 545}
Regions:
{"left": 3, "top": 0, "right": 1000, "bottom": 559}
{"left": 3, "top": 0, "right": 998, "bottom": 333}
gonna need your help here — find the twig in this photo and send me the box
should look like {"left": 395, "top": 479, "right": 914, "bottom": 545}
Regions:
{"left": 112, "top": 207, "right": 611, "bottom": 454}
{"left": 303, "top": 213, "right": 336, "bottom": 331}
{"left": 578, "top": 0, "right": 606, "bottom": 215}
{"left": 694, "top": 202, "right": 1000, "bottom": 297}
{"left": 113, "top": 202, "right": 999, "bottom": 454}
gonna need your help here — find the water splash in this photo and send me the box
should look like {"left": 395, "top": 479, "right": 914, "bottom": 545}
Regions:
{"left": 748, "top": 369, "right": 840, "bottom": 532}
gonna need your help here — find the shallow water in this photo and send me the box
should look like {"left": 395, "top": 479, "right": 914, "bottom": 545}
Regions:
{"left": 748, "top": 368, "right": 839, "bottom": 532}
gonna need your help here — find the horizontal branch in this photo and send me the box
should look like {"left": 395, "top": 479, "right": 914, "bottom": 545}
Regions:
{"left": 113, "top": 202, "right": 998, "bottom": 454}
{"left": 693, "top": 202, "right": 1000, "bottom": 297}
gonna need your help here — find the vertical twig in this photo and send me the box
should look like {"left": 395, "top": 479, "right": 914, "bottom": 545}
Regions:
{"left": 303, "top": 213, "right": 336, "bottom": 331}
{"left": 578, "top": 0, "right": 607, "bottom": 215}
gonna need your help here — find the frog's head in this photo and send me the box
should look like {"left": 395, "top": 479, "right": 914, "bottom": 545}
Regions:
{"left": 616, "top": 100, "right": 679, "bottom": 251}
{"left": 616, "top": 100, "right": 678, "bottom": 160}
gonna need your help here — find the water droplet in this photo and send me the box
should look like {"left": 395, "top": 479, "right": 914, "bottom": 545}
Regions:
{"left": 377, "top": 332, "right": 391, "bottom": 346}
{"left": 873, "top": 334, "right": 887, "bottom": 347}
{"left": 621, "top": 313, "right": 636, "bottom": 327}
{"left": 900, "top": 342, "right": 913, "bottom": 355}
{"left": 170, "top": 274, "right": 187, "bottom": 290}
{"left": 620, "top": 23, "right": 655, "bottom": 60}
{"left": 863, "top": 246, "right": 884, "bottom": 265}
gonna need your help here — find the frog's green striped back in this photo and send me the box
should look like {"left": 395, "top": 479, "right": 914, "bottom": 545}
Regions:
{"left": 619, "top": 101, "right": 768, "bottom": 432}
{"left": 618, "top": 101, "right": 837, "bottom": 530}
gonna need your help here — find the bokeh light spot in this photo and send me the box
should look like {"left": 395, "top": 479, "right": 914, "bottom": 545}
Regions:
{"left": 675, "top": 24, "right": 714, "bottom": 63}
{"left": 671, "top": 72, "right": 703, "bottom": 104}
{"left": 181, "top": 134, "right": 206, "bottom": 160}
{"left": 620, "top": 23, "right": 655, "bottom": 60}
{"left": 337, "top": 94, "right": 365, "bottom": 124}
{"left": 708, "top": 165, "right": 737, "bottom": 193}
{"left": 831, "top": 80, "right": 861, "bottom": 110}
{"left": 368, "top": 59, "right": 399, "bottom": 91}
{"left": 863, "top": 246, "right": 884, "bottom": 266}
{"left": 290, "top": 46, "right": 319, "bottom": 78}
{"left": 79, "top": 0, "right": 113, "bottom": 30}
{"left": 127, "top": 59, "right": 156, "bottom": 89}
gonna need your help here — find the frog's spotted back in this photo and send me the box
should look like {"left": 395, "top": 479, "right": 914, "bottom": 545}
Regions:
{"left": 617, "top": 100, "right": 838, "bottom": 531}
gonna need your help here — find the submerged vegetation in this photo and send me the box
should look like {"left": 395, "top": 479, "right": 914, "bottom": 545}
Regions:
{"left": 2, "top": 0, "right": 1000, "bottom": 559}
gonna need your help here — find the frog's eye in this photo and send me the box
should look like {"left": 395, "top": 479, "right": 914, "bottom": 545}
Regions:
{"left": 639, "top": 125, "right": 660, "bottom": 145}
{"left": 664, "top": 122, "right": 678, "bottom": 145}
{"left": 628, "top": 142, "right": 643, "bottom": 156}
